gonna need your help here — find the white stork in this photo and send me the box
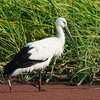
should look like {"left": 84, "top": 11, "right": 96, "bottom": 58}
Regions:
{"left": 4, "top": 17, "right": 75, "bottom": 92}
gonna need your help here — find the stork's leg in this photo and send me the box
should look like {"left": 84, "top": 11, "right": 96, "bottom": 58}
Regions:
{"left": 31, "top": 70, "right": 46, "bottom": 91}
{"left": 8, "top": 78, "right": 13, "bottom": 93}
{"left": 30, "top": 70, "right": 46, "bottom": 91}
{"left": 38, "top": 70, "right": 42, "bottom": 91}
{"left": 38, "top": 70, "right": 46, "bottom": 91}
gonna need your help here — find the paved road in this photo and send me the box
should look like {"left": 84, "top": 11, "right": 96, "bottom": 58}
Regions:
{"left": 0, "top": 83, "right": 100, "bottom": 100}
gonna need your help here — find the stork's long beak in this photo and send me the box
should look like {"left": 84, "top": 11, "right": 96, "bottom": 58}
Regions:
{"left": 64, "top": 26, "right": 76, "bottom": 46}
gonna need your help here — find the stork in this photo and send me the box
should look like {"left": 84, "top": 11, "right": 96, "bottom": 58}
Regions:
{"left": 4, "top": 18, "right": 75, "bottom": 92}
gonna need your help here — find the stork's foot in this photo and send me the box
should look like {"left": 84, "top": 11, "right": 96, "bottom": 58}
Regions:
{"left": 10, "top": 88, "right": 13, "bottom": 93}
{"left": 8, "top": 79, "right": 13, "bottom": 93}
{"left": 31, "top": 84, "right": 46, "bottom": 91}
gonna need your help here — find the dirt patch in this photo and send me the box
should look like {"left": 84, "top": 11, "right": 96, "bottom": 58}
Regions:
{"left": 0, "top": 82, "right": 100, "bottom": 100}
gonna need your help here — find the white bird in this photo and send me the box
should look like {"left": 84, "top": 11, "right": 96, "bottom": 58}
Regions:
{"left": 4, "top": 17, "right": 75, "bottom": 92}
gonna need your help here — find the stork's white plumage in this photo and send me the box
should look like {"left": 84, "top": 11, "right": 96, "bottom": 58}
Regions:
{"left": 4, "top": 18, "right": 75, "bottom": 92}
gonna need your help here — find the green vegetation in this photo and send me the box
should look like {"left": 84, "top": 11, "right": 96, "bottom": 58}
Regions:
{"left": 0, "top": 0, "right": 100, "bottom": 85}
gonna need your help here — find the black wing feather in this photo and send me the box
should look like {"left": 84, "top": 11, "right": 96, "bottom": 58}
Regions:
{"left": 4, "top": 46, "right": 48, "bottom": 75}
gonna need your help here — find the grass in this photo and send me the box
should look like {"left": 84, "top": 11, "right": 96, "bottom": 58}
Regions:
{"left": 0, "top": 0, "right": 100, "bottom": 85}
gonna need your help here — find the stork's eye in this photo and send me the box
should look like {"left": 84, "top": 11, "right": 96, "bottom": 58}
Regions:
{"left": 63, "top": 21, "right": 66, "bottom": 25}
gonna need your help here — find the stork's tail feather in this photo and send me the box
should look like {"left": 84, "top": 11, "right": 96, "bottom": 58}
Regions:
{"left": 3, "top": 60, "right": 18, "bottom": 76}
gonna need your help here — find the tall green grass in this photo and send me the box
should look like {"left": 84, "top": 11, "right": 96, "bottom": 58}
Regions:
{"left": 0, "top": 0, "right": 100, "bottom": 85}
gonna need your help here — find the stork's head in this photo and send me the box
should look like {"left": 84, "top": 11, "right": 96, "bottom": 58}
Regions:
{"left": 55, "top": 18, "right": 67, "bottom": 28}
{"left": 55, "top": 17, "right": 75, "bottom": 46}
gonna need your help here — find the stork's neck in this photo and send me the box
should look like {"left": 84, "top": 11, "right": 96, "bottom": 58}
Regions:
{"left": 56, "top": 25, "right": 65, "bottom": 45}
